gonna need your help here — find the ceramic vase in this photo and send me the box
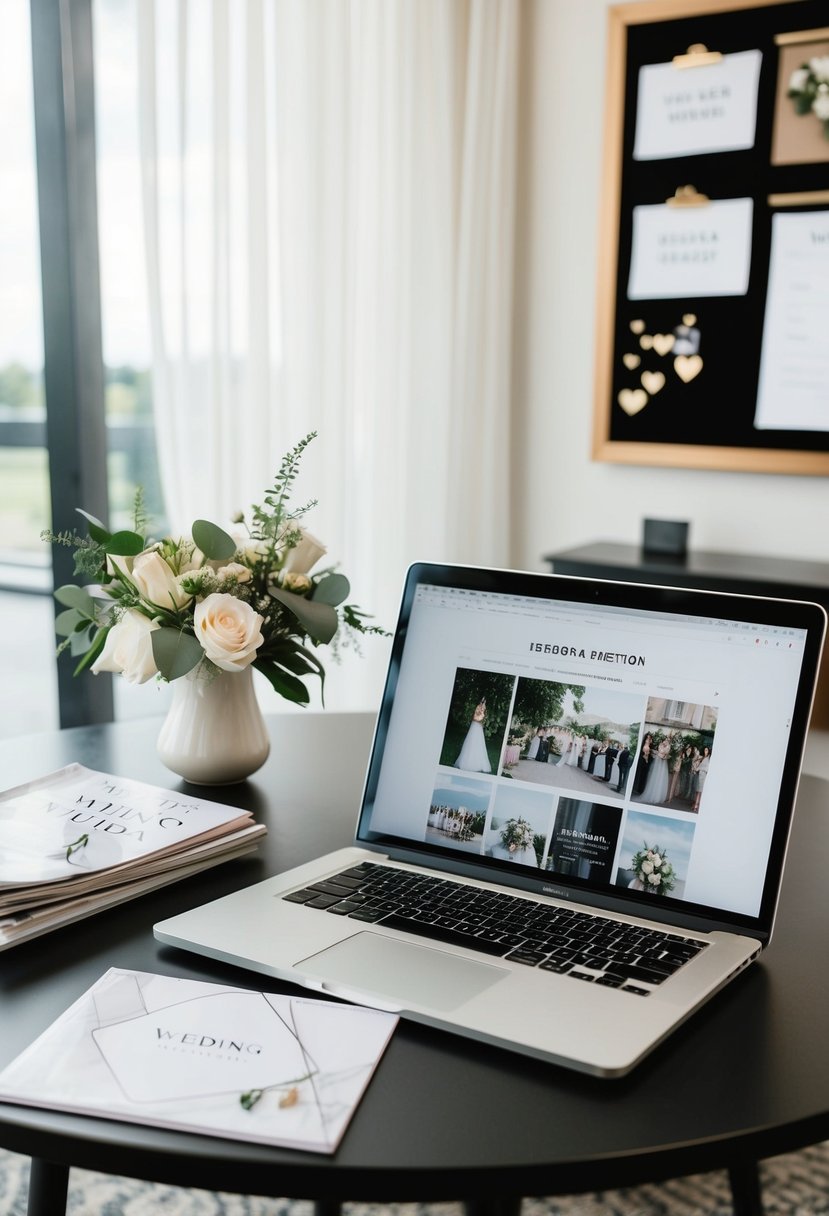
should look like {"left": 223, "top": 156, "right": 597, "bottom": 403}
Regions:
{"left": 156, "top": 664, "right": 270, "bottom": 785}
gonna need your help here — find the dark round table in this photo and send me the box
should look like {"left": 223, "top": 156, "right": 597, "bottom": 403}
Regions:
{"left": 2, "top": 714, "right": 828, "bottom": 1216}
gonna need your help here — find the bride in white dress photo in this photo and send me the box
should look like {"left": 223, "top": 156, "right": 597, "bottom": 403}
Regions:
{"left": 454, "top": 698, "right": 491, "bottom": 773}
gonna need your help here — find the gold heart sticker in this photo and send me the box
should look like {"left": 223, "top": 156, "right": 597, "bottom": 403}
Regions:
{"left": 622, "top": 353, "right": 641, "bottom": 370}
{"left": 682, "top": 313, "right": 697, "bottom": 326}
{"left": 639, "top": 334, "right": 654, "bottom": 351}
{"left": 630, "top": 319, "right": 645, "bottom": 334}
{"left": 652, "top": 333, "right": 675, "bottom": 357}
{"left": 618, "top": 387, "right": 648, "bottom": 416}
{"left": 641, "top": 370, "right": 665, "bottom": 395}
{"left": 675, "top": 354, "right": 703, "bottom": 383}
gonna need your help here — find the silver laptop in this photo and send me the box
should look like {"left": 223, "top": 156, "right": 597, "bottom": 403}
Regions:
{"left": 155, "top": 562, "right": 826, "bottom": 1077}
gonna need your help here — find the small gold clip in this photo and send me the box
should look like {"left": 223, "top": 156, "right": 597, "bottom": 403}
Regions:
{"left": 666, "top": 185, "right": 710, "bottom": 208}
{"left": 673, "top": 43, "right": 724, "bottom": 68}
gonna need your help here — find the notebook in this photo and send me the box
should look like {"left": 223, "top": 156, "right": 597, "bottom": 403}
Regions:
{"left": 155, "top": 562, "right": 826, "bottom": 1077}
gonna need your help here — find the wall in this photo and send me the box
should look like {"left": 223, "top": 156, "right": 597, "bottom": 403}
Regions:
{"left": 512, "top": 0, "right": 829, "bottom": 574}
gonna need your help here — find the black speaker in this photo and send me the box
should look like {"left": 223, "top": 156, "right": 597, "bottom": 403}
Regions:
{"left": 642, "top": 518, "right": 689, "bottom": 557}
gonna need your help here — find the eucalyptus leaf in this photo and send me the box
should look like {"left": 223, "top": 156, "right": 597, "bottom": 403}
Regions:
{"left": 74, "top": 627, "right": 109, "bottom": 675}
{"left": 253, "top": 660, "right": 310, "bottom": 704}
{"left": 269, "top": 588, "right": 338, "bottom": 644}
{"left": 151, "top": 627, "right": 204, "bottom": 681}
{"left": 54, "top": 584, "right": 95, "bottom": 616}
{"left": 70, "top": 624, "right": 95, "bottom": 657}
{"left": 55, "top": 607, "right": 82, "bottom": 637}
{"left": 105, "top": 530, "right": 146, "bottom": 557}
{"left": 76, "top": 508, "right": 111, "bottom": 544}
{"left": 192, "top": 519, "right": 237, "bottom": 561}
{"left": 311, "top": 572, "right": 350, "bottom": 606}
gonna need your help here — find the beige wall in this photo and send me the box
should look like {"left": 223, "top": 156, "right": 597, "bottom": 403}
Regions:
{"left": 512, "top": 0, "right": 829, "bottom": 574}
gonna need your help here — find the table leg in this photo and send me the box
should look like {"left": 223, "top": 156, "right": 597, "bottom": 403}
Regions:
{"left": 728, "top": 1160, "right": 764, "bottom": 1216}
{"left": 464, "top": 1200, "right": 522, "bottom": 1216}
{"left": 27, "top": 1158, "right": 69, "bottom": 1216}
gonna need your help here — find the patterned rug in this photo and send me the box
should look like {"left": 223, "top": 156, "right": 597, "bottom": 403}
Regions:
{"left": 2, "top": 1143, "right": 829, "bottom": 1215}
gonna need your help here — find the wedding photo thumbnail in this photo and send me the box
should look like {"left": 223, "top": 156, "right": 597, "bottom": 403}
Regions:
{"left": 483, "top": 784, "right": 553, "bottom": 869}
{"left": 425, "top": 774, "right": 491, "bottom": 855}
{"left": 631, "top": 697, "right": 717, "bottom": 814}
{"left": 613, "top": 809, "right": 696, "bottom": 900}
{"left": 439, "top": 668, "right": 516, "bottom": 776}
{"left": 502, "top": 677, "right": 644, "bottom": 801}
{"left": 544, "top": 799, "right": 623, "bottom": 885}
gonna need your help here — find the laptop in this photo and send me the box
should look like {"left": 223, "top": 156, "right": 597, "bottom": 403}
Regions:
{"left": 155, "top": 562, "right": 826, "bottom": 1077}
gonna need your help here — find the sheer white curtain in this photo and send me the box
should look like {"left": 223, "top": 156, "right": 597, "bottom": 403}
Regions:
{"left": 137, "top": 0, "right": 519, "bottom": 710}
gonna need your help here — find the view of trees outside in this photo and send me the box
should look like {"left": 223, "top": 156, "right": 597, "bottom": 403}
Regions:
{"left": 0, "top": 0, "right": 166, "bottom": 574}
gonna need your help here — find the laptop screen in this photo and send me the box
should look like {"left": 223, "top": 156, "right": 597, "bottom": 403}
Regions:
{"left": 357, "top": 563, "right": 825, "bottom": 937}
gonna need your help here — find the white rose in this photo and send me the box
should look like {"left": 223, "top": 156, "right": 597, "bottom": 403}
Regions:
{"left": 131, "top": 551, "right": 193, "bottom": 610}
{"left": 106, "top": 553, "right": 134, "bottom": 581}
{"left": 647, "top": 873, "right": 660, "bottom": 886}
{"left": 282, "top": 571, "right": 312, "bottom": 594}
{"left": 809, "top": 56, "right": 829, "bottom": 83}
{"left": 813, "top": 94, "right": 829, "bottom": 121}
{"left": 282, "top": 527, "right": 326, "bottom": 575}
{"left": 651, "top": 854, "right": 662, "bottom": 868}
{"left": 789, "top": 66, "right": 810, "bottom": 92}
{"left": 662, "top": 863, "right": 672, "bottom": 875}
{"left": 217, "top": 562, "right": 252, "bottom": 584}
{"left": 194, "top": 592, "right": 264, "bottom": 671}
{"left": 640, "top": 860, "right": 654, "bottom": 874}
{"left": 91, "top": 610, "right": 160, "bottom": 684}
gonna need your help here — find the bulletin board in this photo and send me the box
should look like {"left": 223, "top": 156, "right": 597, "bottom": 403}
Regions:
{"left": 591, "top": 0, "right": 829, "bottom": 474}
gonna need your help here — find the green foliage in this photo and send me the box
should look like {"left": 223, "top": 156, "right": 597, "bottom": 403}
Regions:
{"left": 250, "top": 431, "right": 318, "bottom": 542}
{"left": 0, "top": 362, "right": 43, "bottom": 410}
{"left": 192, "top": 519, "right": 236, "bottom": 561}
{"left": 151, "top": 628, "right": 204, "bottom": 682}
{"left": 511, "top": 679, "right": 586, "bottom": 729}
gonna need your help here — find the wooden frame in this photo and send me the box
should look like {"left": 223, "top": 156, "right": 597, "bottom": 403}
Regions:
{"left": 592, "top": 0, "right": 829, "bottom": 475}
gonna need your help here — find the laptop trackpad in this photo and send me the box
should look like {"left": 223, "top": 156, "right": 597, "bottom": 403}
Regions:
{"left": 297, "top": 931, "right": 508, "bottom": 1012}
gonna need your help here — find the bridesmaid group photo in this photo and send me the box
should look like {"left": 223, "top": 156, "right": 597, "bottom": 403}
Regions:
{"left": 502, "top": 678, "right": 643, "bottom": 800}
{"left": 630, "top": 697, "right": 717, "bottom": 814}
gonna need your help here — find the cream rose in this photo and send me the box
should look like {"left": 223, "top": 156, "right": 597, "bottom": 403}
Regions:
{"left": 282, "top": 527, "right": 326, "bottom": 575}
{"left": 282, "top": 571, "right": 312, "bottom": 594}
{"left": 131, "top": 550, "right": 193, "bottom": 610}
{"left": 640, "top": 860, "right": 654, "bottom": 874}
{"left": 216, "top": 561, "right": 252, "bottom": 584}
{"left": 91, "top": 610, "right": 160, "bottom": 684}
{"left": 194, "top": 593, "right": 264, "bottom": 671}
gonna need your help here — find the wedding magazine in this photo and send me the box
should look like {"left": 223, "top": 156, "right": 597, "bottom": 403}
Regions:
{"left": 0, "top": 968, "right": 398, "bottom": 1153}
{"left": 0, "top": 765, "right": 266, "bottom": 949}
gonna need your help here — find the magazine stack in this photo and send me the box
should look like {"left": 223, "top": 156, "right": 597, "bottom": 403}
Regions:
{"left": 0, "top": 764, "right": 266, "bottom": 949}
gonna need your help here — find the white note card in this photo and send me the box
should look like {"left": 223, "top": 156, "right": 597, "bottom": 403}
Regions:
{"left": 0, "top": 969, "right": 398, "bottom": 1153}
{"left": 633, "top": 50, "right": 762, "bottom": 161}
{"left": 627, "top": 198, "right": 753, "bottom": 300}
{"left": 754, "top": 211, "right": 829, "bottom": 433}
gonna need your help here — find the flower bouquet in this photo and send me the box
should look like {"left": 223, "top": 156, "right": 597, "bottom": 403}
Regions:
{"left": 43, "top": 434, "right": 387, "bottom": 782}
{"left": 499, "top": 817, "right": 534, "bottom": 855}
{"left": 629, "top": 843, "right": 676, "bottom": 895}
{"left": 788, "top": 56, "right": 829, "bottom": 138}
{"left": 43, "top": 432, "right": 385, "bottom": 704}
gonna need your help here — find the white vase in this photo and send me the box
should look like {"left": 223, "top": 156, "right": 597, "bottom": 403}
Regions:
{"left": 156, "top": 665, "right": 270, "bottom": 785}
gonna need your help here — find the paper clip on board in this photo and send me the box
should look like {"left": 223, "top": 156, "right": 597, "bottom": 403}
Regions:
{"left": 672, "top": 43, "right": 724, "bottom": 68}
{"left": 666, "top": 185, "right": 710, "bottom": 207}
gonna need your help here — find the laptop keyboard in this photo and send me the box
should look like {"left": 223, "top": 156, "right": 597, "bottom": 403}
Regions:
{"left": 283, "top": 861, "right": 708, "bottom": 997}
